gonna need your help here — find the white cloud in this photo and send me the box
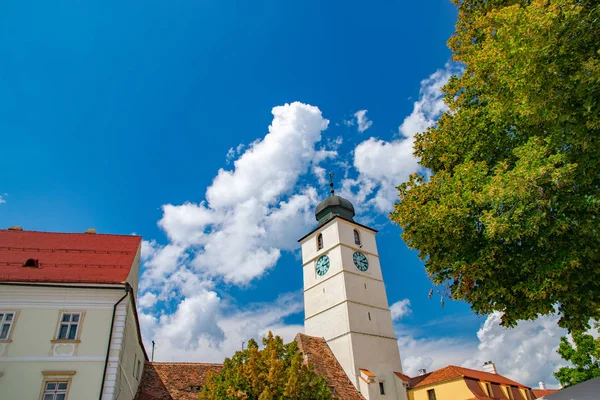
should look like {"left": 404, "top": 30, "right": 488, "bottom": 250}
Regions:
{"left": 139, "top": 102, "right": 333, "bottom": 363}
{"left": 148, "top": 102, "right": 331, "bottom": 286}
{"left": 138, "top": 292, "right": 158, "bottom": 309}
{"left": 354, "top": 110, "right": 373, "bottom": 133}
{"left": 343, "top": 62, "right": 462, "bottom": 213}
{"left": 0, "top": 194, "right": 6, "bottom": 204}
{"left": 140, "top": 291, "right": 303, "bottom": 363}
{"left": 462, "top": 312, "right": 567, "bottom": 387}
{"left": 398, "top": 312, "right": 567, "bottom": 387}
{"left": 390, "top": 299, "right": 412, "bottom": 321}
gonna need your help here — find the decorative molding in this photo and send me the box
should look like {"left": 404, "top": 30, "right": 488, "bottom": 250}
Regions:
{"left": 42, "top": 370, "right": 77, "bottom": 376}
{"left": 326, "top": 330, "right": 398, "bottom": 343}
{"left": 304, "top": 268, "right": 384, "bottom": 292}
{"left": 51, "top": 339, "right": 81, "bottom": 344}
{"left": 305, "top": 299, "right": 391, "bottom": 321}
{"left": 0, "top": 356, "right": 106, "bottom": 362}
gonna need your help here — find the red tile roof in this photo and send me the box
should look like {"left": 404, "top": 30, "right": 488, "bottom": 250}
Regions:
{"left": 410, "top": 365, "right": 528, "bottom": 389}
{"left": 135, "top": 362, "right": 223, "bottom": 400}
{"left": 532, "top": 389, "right": 558, "bottom": 398}
{"left": 0, "top": 229, "right": 141, "bottom": 284}
{"left": 295, "top": 333, "right": 365, "bottom": 400}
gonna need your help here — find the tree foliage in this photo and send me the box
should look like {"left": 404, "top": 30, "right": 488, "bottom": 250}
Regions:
{"left": 391, "top": 0, "right": 600, "bottom": 330}
{"left": 199, "top": 332, "right": 334, "bottom": 400}
{"left": 554, "top": 329, "right": 600, "bottom": 387}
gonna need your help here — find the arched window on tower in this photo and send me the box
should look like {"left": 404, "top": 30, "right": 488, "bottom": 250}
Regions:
{"left": 354, "top": 229, "right": 361, "bottom": 246}
{"left": 317, "top": 233, "right": 323, "bottom": 250}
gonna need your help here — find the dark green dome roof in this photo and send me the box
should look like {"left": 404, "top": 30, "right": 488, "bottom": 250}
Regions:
{"left": 315, "top": 195, "right": 355, "bottom": 226}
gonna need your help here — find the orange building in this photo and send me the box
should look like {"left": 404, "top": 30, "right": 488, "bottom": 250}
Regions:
{"left": 396, "top": 365, "right": 538, "bottom": 400}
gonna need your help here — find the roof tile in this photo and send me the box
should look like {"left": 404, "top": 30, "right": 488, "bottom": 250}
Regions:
{"left": 0, "top": 230, "right": 141, "bottom": 284}
{"left": 135, "top": 362, "right": 223, "bottom": 400}
{"left": 295, "top": 333, "right": 365, "bottom": 400}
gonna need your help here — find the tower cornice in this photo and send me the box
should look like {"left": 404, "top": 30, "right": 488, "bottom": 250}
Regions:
{"left": 297, "top": 215, "right": 378, "bottom": 244}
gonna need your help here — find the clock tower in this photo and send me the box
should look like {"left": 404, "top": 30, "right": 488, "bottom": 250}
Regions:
{"left": 298, "top": 190, "right": 408, "bottom": 400}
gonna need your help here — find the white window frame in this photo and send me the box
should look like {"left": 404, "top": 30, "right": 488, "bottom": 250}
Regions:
{"left": 55, "top": 312, "right": 83, "bottom": 341}
{"left": 41, "top": 380, "right": 69, "bottom": 400}
{"left": 0, "top": 311, "right": 16, "bottom": 341}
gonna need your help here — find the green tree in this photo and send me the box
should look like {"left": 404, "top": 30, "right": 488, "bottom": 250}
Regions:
{"left": 391, "top": 0, "right": 600, "bottom": 331}
{"left": 554, "top": 329, "right": 600, "bottom": 387}
{"left": 199, "top": 332, "right": 334, "bottom": 400}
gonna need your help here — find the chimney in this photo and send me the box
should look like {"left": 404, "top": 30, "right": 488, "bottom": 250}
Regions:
{"left": 539, "top": 382, "right": 547, "bottom": 390}
{"left": 8, "top": 226, "right": 23, "bottom": 231}
{"left": 418, "top": 369, "right": 427, "bottom": 375}
{"left": 85, "top": 228, "right": 96, "bottom": 234}
{"left": 482, "top": 361, "right": 497, "bottom": 374}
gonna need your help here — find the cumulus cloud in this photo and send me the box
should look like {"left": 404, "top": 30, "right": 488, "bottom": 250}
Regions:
{"left": 354, "top": 110, "right": 373, "bottom": 133}
{"left": 140, "top": 292, "right": 303, "bottom": 363}
{"left": 342, "top": 62, "right": 462, "bottom": 213}
{"left": 399, "top": 312, "right": 567, "bottom": 387}
{"left": 139, "top": 102, "right": 333, "bottom": 362}
{"left": 390, "top": 299, "right": 412, "bottom": 321}
{"left": 0, "top": 194, "right": 6, "bottom": 204}
{"left": 146, "top": 102, "right": 331, "bottom": 286}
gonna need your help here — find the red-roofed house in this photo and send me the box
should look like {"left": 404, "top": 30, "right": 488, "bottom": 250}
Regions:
{"left": 398, "top": 364, "right": 537, "bottom": 400}
{"left": 0, "top": 227, "right": 147, "bottom": 400}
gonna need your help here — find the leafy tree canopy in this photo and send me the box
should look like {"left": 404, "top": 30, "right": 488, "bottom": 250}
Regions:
{"left": 554, "top": 328, "right": 600, "bottom": 387}
{"left": 199, "top": 332, "right": 334, "bottom": 400}
{"left": 392, "top": 0, "right": 600, "bottom": 330}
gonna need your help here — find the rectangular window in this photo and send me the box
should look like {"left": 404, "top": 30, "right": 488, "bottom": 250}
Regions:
{"left": 379, "top": 382, "right": 385, "bottom": 395}
{"left": 57, "top": 313, "right": 80, "bottom": 340}
{"left": 42, "top": 381, "right": 68, "bottom": 400}
{"left": 427, "top": 389, "right": 437, "bottom": 400}
{"left": 0, "top": 312, "right": 15, "bottom": 340}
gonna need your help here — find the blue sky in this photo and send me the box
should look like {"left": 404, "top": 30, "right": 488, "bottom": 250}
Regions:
{"left": 0, "top": 0, "right": 566, "bottom": 386}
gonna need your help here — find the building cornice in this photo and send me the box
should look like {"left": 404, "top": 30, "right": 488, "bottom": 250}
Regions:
{"left": 298, "top": 215, "right": 378, "bottom": 243}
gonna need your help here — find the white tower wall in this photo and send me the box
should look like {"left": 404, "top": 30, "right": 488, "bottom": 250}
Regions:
{"left": 300, "top": 216, "right": 408, "bottom": 400}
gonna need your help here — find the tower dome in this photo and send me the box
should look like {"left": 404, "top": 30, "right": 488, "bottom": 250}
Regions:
{"left": 315, "top": 195, "right": 355, "bottom": 226}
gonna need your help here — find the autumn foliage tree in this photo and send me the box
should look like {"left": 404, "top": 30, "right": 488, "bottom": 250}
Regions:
{"left": 392, "top": 0, "right": 600, "bottom": 331}
{"left": 199, "top": 332, "right": 333, "bottom": 400}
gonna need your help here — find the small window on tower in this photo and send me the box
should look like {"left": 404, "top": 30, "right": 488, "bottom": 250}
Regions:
{"left": 368, "top": 312, "right": 371, "bottom": 321}
{"left": 354, "top": 230, "right": 361, "bottom": 246}
{"left": 317, "top": 234, "right": 323, "bottom": 250}
{"left": 379, "top": 382, "right": 385, "bottom": 395}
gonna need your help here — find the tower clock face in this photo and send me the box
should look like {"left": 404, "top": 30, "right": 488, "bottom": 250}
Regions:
{"left": 353, "top": 252, "right": 369, "bottom": 272}
{"left": 316, "top": 255, "right": 330, "bottom": 276}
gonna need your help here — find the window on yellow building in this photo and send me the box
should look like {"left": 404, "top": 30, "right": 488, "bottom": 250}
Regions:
{"left": 427, "top": 389, "right": 437, "bottom": 400}
{"left": 42, "top": 381, "right": 68, "bottom": 400}
{"left": 0, "top": 312, "right": 15, "bottom": 340}
{"left": 57, "top": 313, "right": 81, "bottom": 340}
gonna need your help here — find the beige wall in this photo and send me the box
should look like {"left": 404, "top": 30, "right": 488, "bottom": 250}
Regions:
{"left": 0, "top": 284, "right": 145, "bottom": 400}
{"left": 114, "top": 300, "right": 145, "bottom": 400}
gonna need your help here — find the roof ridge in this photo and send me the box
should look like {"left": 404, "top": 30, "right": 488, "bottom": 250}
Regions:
{"left": 0, "top": 229, "right": 142, "bottom": 238}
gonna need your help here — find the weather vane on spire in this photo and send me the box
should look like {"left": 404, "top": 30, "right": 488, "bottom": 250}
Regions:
{"left": 329, "top": 172, "right": 335, "bottom": 196}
